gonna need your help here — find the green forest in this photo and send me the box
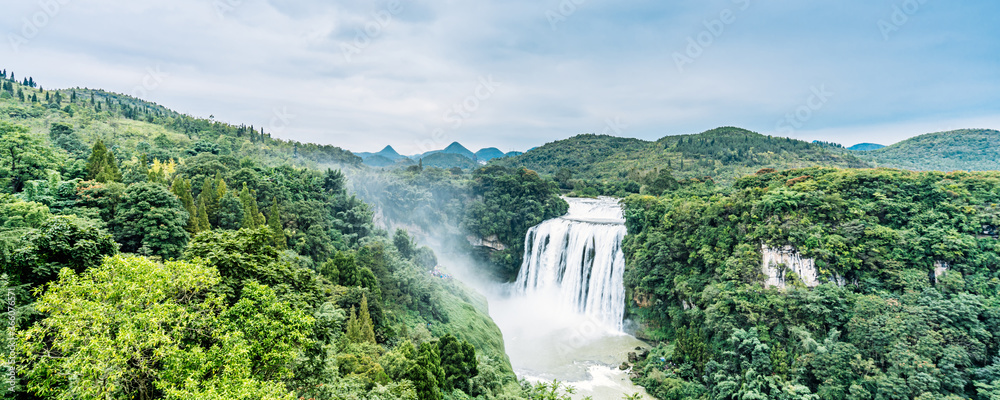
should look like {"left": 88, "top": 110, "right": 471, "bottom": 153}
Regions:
{"left": 4, "top": 66, "right": 1000, "bottom": 400}
{"left": 622, "top": 168, "right": 1000, "bottom": 399}
{"left": 0, "top": 71, "right": 578, "bottom": 399}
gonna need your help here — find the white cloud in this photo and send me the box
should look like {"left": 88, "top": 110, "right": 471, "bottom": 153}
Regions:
{"left": 1, "top": 0, "right": 997, "bottom": 155}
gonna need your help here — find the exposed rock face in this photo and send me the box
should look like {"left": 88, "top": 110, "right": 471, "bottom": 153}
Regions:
{"left": 934, "top": 261, "right": 949, "bottom": 283}
{"left": 762, "top": 245, "right": 849, "bottom": 289}
{"left": 762, "top": 245, "right": 820, "bottom": 289}
{"left": 467, "top": 234, "right": 506, "bottom": 251}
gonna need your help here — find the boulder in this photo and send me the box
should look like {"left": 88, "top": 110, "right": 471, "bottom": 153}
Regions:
{"left": 619, "top": 362, "right": 630, "bottom": 370}
{"left": 628, "top": 352, "right": 639, "bottom": 363}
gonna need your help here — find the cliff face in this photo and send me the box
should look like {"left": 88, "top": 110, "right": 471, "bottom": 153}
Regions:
{"left": 761, "top": 245, "right": 847, "bottom": 289}
{"left": 467, "top": 234, "right": 507, "bottom": 251}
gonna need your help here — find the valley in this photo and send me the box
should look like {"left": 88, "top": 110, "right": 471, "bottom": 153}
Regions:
{"left": 2, "top": 69, "right": 1000, "bottom": 400}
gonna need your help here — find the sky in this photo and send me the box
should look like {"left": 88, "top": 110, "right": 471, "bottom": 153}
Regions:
{"left": 2, "top": 0, "right": 998, "bottom": 155}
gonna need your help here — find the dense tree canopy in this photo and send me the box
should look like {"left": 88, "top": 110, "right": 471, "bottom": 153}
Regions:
{"left": 623, "top": 168, "right": 1000, "bottom": 400}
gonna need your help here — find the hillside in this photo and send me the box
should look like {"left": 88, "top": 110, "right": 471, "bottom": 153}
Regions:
{"left": 475, "top": 147, "right": 506, "bottom": 161}
{"left": 0, "top": 70, "right": 566, "bottom": 399}
{"left": 420, "top": 152, "right": 479, "bottom": 169}
{"left": 493, "top": 127, "right": 870, "bottom": 185}
{"left": 848, "top": 142, "right": 885, "bottom": 151}
{"left": 866, "top": 128, "right": 1000, "bottom": 171}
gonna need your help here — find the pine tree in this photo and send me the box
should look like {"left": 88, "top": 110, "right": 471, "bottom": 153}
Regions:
{"left": 196, "top": 177, "right": 220, "bottom": 228}
{"left": 358, "top": 295, "right": 376, "bottom": 344}
{"left": 238, "top": 183, "right": 264, "bottom": 229}
{"left": 171, "top": 177, "right": 197, "bottom": 233}
{"left": 194, "top": 196, "right": 210, "bottom": 233}
{"left": 267, "top": 199, "right": 286, "bottom": 250}
{"left": 345, "top": 307, "right": 362, "bottom": 343}
{"left": 86, "top": 140, "right": 121, "bottom": 182}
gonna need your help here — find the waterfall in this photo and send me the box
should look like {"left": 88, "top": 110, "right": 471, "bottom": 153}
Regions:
{"left": 514, "top": 197, "right": 627, "bottom": 332}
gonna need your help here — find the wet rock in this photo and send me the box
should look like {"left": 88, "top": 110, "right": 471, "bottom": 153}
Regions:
{"left": 619, "top": 362, "right": 630, "bottom": 370}
{"left": 629, "top": 371, "right": 640, "bottom": 380}
{"left": 639, "top": 349, "right": 650, "bottom": 359}
{"left": 628, "top": 352, "right": 639, "bottom": 363}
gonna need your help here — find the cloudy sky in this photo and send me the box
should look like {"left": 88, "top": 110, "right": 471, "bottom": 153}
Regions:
{"left": 2, "top": 0, "right": 998, "bottom": 154}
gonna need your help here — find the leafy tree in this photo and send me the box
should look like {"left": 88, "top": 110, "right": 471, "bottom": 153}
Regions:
{"left": 18, "top": 255, "right": 301, "bottom": 400}
{"left": 11, "top": 215, "right": 117, "bottom": 287}
{"left": 0, "top": 122, "right": 59, "bottom": 192}
{"left": 48, "top": 122, "right": 87, "bottom": 158}
{"left": 438, "top": 334, "right": 478, "bottom": 393}
{"left": 216, "top": 190, "right": 244, "bottom": 230}
{"left": 18, "top": 255, "right": 223, "bottom": 399}
{"left": 113, "top": 182, "right": 189, "bottom": 259}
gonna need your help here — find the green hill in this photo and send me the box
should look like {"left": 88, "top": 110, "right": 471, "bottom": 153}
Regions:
{"left": 866, "top": 128, "right": 1000, "bottom": 171}
{"left": 848, "top": 142, "right": 885, "bottom": 151}
{"left": 493, "top": 127, "right": 870, "bottom": 185}
{"left": 420, "top": 152, "right": 479, "bottom": 169}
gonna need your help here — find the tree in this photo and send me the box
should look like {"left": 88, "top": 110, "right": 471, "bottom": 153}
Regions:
{"left": 85, "top": 140, "right": 121, "bottom": 183}
{"left": 18, "top": 255, "right": 300, "bottom": 400}
{"left": 48, "top": 123, "right": 86, "bottom": 158}
{"left": 216, "top": 190, "right": 244, "bottom": 230}
{"left": 438, "top": 334, "right": 478, "bottom": 393}
{"left": 194, "top": 196, "right": 211, "bottom": 233}
{"left": 344, "top": 294, "right": 376, "bottom": 344}
{"left": 0, "top": 122, "right": 59, "bottom": 192}
{"left": 113, "top": 182, "right": 190, "bottom": 259}
{"left": 18, "top": 255, "right": 223, "bottom": 400}
{"left": 12, "top": 215, "right": 118, "bottom": 287}
{"left": 170, "top": 177, "right": 197, "bottom": 233}
{"left": 196, "top": 176, "right": 220, "bottom": 228}
{"left": 267, "top": 199, "right": 286, "bottom": 250}
{"left": 239, "top": 183, "right": 264, "bottom": 229}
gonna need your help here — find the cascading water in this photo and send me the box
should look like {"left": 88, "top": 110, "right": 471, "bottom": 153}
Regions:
{"left": 514, "top": 197, "right": 628, "bottom": 331}
{"left": 482, "top": 196, "right": 652, "bottom": 399}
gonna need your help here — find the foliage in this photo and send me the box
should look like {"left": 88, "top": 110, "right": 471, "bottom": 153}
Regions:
{"left": 494, "top": 127, "right": 869, "bottom": 186}
{"left": 464, "top": 166, "right": 568, "bottom": 280}
{"left": 112, "top": 182, "right": 189, "bottom": 259}
{"left": 17, "top": 255, "right": 301, "bottom": 400}
{"left": 623, "top": 167, "right": 1000, "bottom": 399}
{"left": 866, "top": 129, "right": 1000, "bottom": 172}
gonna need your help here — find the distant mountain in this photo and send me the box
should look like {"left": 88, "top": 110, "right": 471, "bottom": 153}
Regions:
{"left": 420, "top": 152, "right": 479, "bottom": 169}
{"left": 866, "top": 129, "right": 1000, "bottom": 171}
{"left": 848, "top": 143, "right": 886, "bottom": 151}
{"left": 475, "top": 147, "right": 506, "bottom": 161}
{"left": 492, "top": 127, "right": 870, "bottom": 184}
{"left": 441, "top": 142, "right": 475, "bottom": 159}
{"left": 362, "top": 154, "right": 395, "bottom": 167}
{"left": 505, "top": 151, "right": 524, "bottom": 157}
{"left": 357, "top": 145, "right": 405, "bottom": 161}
